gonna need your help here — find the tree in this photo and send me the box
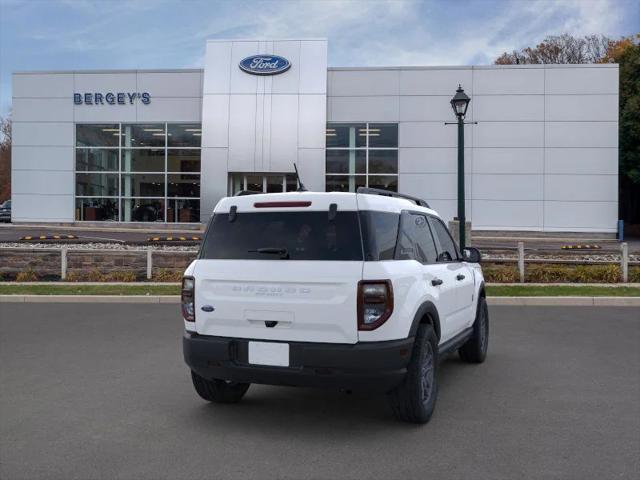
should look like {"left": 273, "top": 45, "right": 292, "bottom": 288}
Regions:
{"left": 0, "top": 116, "right": 10, "bottom": 203}
{"left": 495, "top": 34, "right": 610, "bottom": 65}
{"left": 495, "top": 33, "right": 640, "bottom": 227}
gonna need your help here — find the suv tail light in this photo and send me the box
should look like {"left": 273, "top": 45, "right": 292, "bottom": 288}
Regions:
{"left": 181, "top": 276, "right": 195, "bottom": 322}
{"left": 357, "top": 280, "right": 393, "bottom": 330}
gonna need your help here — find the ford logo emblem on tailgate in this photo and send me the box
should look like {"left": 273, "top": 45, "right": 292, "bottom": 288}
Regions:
{"left": 239, "top": 55, "right": 291, "bottom": 75}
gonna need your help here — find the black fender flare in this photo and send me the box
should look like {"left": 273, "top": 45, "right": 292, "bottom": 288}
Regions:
{"left": 408, "top": 301, "right": 441, "bottom": 340}
{"left": 478, "top": 281, "right": 486, "bottom": 299}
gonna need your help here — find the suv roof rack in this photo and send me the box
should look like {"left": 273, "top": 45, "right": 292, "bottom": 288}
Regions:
{"left": 357, "top": 187, "right": 430, "bottom": 208}
{"left": 234, "top": 190, "right": 263, "bottom": 196}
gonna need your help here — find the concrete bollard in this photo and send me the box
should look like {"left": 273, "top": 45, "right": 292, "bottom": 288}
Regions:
{"left": 518, "top": 241, "right": 525, "bottom": 283}
{"left": 61, "top": 246, "right": 68, "bottom": 280}
{"left": 147, "top": 247, "right": 153, "bottom": 280}
{"left": 621, "top": 242, "right": 628, "bottom": 283}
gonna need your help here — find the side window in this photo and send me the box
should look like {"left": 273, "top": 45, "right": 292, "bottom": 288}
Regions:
{"left": 429, "top": 217, "right": 459, "bottom": 262}
{"left": 395, "top": 212, "right": 438, "bottom": 263}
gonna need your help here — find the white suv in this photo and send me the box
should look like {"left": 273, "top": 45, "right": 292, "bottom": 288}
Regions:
{"left": 182, "top": 188, "right": 488, "bottom": 423}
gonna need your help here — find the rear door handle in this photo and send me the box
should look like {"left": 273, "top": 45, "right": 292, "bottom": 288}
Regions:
{"left": 456, "top": 274, "right": 465, "bottom": 281}
{"left": 431, "top": 278, "right": 443, "bottom": 286}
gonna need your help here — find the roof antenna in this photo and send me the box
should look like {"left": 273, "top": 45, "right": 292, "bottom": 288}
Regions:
{"left": 293, "top": 163, "right": 308, "bottom": 192}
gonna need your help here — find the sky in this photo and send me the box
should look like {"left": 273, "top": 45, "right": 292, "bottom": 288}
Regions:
{"left": 0, "top": 0, "right": 638, "bottom": 116}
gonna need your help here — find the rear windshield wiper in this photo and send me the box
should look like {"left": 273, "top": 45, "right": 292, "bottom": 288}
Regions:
{"left": 248, "top": 247, "right": 290, "bottom": 259}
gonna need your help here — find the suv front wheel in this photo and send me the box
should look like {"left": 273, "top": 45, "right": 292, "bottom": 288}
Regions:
{"left": 388, "top": 324, "right": 438, "bottom": 424}
{"left": 191, "top": 371, "right": 250, "bottom": 403}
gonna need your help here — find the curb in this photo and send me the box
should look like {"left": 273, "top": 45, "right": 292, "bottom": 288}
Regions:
{"left": 1, "top": 295, "right": 639, "bottom": 306}
{"left": 487, "top": 296, "right": 640, "bottom": 306}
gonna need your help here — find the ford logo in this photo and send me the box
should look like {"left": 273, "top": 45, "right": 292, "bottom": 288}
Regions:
{"left": 239, "top": 55, "right": 291, "bottom": 76}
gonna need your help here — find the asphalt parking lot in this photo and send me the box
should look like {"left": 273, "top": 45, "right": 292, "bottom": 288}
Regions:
{"left": 1, "top": 304, "right": 638, "bottom": 480}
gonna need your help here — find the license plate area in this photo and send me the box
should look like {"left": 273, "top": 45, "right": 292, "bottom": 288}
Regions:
{"left": 248, "top": 341, "right": 290, "bottom": 367}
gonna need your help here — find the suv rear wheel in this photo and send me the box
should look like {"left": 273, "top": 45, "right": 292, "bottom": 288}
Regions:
{"left": 459, "top": 296, "right": 489, "bottom": 363}
{"left": 191, "top": 371, "right": 250, "bottom": 403}
{"left": 388, "top": 324, "right": 438, "bottom": 424}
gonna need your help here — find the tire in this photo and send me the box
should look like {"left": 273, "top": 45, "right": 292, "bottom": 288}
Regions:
{"left": 459, "top": 296, "right": 489, "bottom": 363}
{"left": 190, "top": 371, "right": 250, "bottom": 404}
{"left": 388, "top": 324, "right": 439, "bottom": 424}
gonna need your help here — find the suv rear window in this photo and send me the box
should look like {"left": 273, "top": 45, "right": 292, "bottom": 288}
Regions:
{"left": 200, "top": 211, "right": 363, "bottom": 261}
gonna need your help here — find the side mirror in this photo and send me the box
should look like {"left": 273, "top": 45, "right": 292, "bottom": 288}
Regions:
{"left": 462, "top": 247, "right": 482, "bottom": 263}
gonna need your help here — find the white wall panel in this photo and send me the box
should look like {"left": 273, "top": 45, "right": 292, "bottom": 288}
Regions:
{"left": 12, "top": 146, "right": 73, "bottom": 171}
{"left": 269, "top": 95, "right": 299, "bottom": 172}
{"left": 400, "top": 173, "right": 471, "bottom": 200}
{"left": 473, "top": 95, "right": 544, "bottom": 121}
{"left": 12, "top": 170, "right": 73, "bottom": 195}
{"left": 73, "top": 103, "right": 136, "bottom": 122}
{"left": 545, "top": 148, "right": 617, "bottom": 175}
{"left": 399, "top": 96, "right": 470, "bottom": 122}
{"left": 201, "top": 95, "right": 229, "bottom": 148}
{"left": 473, "top": 174, "right": 543, "bottom": 201}
{"left": 298, "top": 95, "right": 326, "bottom": 149}
{"left": 545, "top": 94, "right": 618, "bottom": 121}
{"left": 473, "top": 67, "right": 544, "bottom": 95}
{"left": 472, "top": 200, "right": 543, "bottom": 229}
{"left": 199, "top": 148, "right": 229, "bottom": 222}
{"left": 299, "top": 41, "right": 328, "bottom": 94}
{"left": 297, "top": 148, "right": 325, "bottom": 192}
{"left": 227, "top": 95, "right": 257, "bottom": 170}
{"left": 137, "top": 72, "right": 202, "bottom": 97}
{"left": 229, "top": 41, "right": 260, "bottom": 94}
{"left": 399, "top": 147, "right": 472, "bottom": 173}
{"left": 417, "top": 199, "right": 471, "bottom": 224}
{"left": 203, "top": 42, "right": 232, "bottom": 94}
{"left": 400, "top": 122, "right": 472, "bottom": 148}
{"left": 329, "top": 96, "right": 399, "bottom": 122}
{"left": 545, "top": 174, "right": 617, "bottom": 202}
{"left": 545, "top": 66, "right": 618, "bottom": 94}
{"left": 74, "top": 73, "right": 136, "bottom": 92}
{"left": 13, "top": 98, "right": 73, "bottom": 122}
{"left": 271, "top": 41, "right": 301, "bottom": 94}
{"left": 544, "top": 201, "right": 617, "bottom": 231}
{"left": 475, "top": 122, "right": 544, "bottom": 148}
{"left": 13, "top": 73, "right": 74, "bottom": 98}
{"left": 545, "top": 122, "right": 617, "bottom": 148}
{"left": 137, "top": 97, "right": 201, "bottom": 122}
{"left": 399, "top": 69, "right": 472, "bottom": 96}
{"left": 11, "top": 194, "right": 74, "bottom": 222}
{"left": 473, "top": 148, "right": 544, "bottom": 174}
{"left": 329, "top": 70, "right": 399, "bottom": 96}
{"left": 12, "top": 122, "right": 73, "bottom": 147}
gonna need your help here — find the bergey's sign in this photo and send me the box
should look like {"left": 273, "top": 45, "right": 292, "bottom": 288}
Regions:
{"left": 239, "top": 55, "right": 291, "bottom": 75}
{"left": 74, "top": 92, "right": 151, "bottom": 105}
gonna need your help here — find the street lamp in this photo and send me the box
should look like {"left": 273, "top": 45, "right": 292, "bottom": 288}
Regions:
{"left": 450, "top": 85, "right": 471, "bottom": 251}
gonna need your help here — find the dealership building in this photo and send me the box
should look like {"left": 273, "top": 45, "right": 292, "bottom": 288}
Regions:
{"left": 11, "top": 39, "right": 619, "bottom": 232}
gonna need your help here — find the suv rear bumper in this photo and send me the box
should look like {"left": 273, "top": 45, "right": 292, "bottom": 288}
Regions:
{"left": 183, "top": 332, "right": 414, "bottom": 392}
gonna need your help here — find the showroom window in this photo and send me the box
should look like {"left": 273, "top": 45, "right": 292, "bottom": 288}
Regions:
{"left": 228, "top": 173, "right": 299, "bottom": 195}
{"left": 75, "top": 123, "right": 201, "bottom": 222}
{"left": 325, "top": 123, "right": 398, "bottom": 192}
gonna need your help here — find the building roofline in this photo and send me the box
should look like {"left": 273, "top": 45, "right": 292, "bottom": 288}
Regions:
{"left": 13, "top": 68, "right": 204, "bottom": 75}
{"left": 328, "top": 63, "right": 618, "bottom": 71}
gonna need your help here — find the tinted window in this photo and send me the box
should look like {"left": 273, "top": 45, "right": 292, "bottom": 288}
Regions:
{"left": 359, "top": 211, "right": 400, "bottom": 261}
{"left": 396, "top": 213, "right": 437, "bottom": 263}
{"left": 200, "top": 211, "right": 363, "bottom": 261}
{"left": 430, "top": 217, "right": 459, "bottom": 262}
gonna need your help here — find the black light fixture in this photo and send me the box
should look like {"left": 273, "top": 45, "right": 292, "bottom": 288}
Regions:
{"left": 450, "top": 84, "right": 470, "bottom": 118}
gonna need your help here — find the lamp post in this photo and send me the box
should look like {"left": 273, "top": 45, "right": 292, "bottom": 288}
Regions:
{"left": 450, "top": 85, "right": 471, "bottom": 251}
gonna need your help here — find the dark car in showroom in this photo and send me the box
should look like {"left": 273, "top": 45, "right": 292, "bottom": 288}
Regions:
{"left": 0, "top": 199, "right": 10, "bottom": 223}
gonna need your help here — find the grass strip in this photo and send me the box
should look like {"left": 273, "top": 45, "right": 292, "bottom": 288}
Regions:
{"left": 0, "top": 284, "right": 639, "bottom": 297}
{"left": 486, "top": 285, "right": 640, "bottom": 297}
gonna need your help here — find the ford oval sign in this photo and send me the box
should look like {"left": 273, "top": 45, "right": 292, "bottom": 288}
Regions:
{"left": 239, "top": 55, "right": 291, "bottom": 75}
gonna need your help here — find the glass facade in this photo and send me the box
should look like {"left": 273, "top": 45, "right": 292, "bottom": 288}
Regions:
{"left": 325, "top": 123, "right": 398, "bottom": 192}
{"left": 228, "top": 173, "right": 299, "bottom": 195}
{"left": 75, "top": 123, "right": 201, "bottom": 222}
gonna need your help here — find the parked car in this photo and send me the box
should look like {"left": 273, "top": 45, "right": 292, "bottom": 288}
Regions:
{"left": 0, "top": 199, "right": 11, "bottom": 223}
{"left": 181, "top": 188, "right": 488, "bottom": 423}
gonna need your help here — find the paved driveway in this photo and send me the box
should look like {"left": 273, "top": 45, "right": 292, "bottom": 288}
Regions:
{"left": 1, "top": 303, "right": 638, "bottom": 480}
